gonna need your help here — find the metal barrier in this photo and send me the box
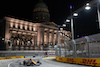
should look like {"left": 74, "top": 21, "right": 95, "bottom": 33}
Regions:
{"left": 0, "top": 51, "right": 55, "bottom": 57}
{"left": 55, "top": 33, "right": 100, "bottom": 58}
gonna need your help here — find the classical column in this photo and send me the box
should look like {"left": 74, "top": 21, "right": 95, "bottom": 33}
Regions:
{"left": 56, "top": 30, "right": 59, "bottom": 44}
{"left": 37, "top": 27, "right": 44, "bottom": 49}
{"left": 34, "top": 35, "right": 37, "bottom": 50}
{"left": 46, "top": 30, "right": 49, "bottom": 46}
{"left": 5, "top": 21, "right": 11, "bottom": 50}
{"left": 51, "top": 31, "right": 54, "bottom": 46}
{"left": 33, "top": 35, "right": 35, "bottom": 50}
{"left": 37, "top": 27, "right": 41, "bottom": 47}
{"left": 53, "top": 33, "right": 57, "bottom": 46}
{"left": 24, "top": 33, "right": 27, "bottom": 50}
{"left": 40, "top": 27, "right": 44, "bottom": 50}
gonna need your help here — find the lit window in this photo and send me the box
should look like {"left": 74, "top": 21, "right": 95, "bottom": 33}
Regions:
{"left": 36, "top": 17, "right": 38, "bottom": 19}
{"left": 13, "top": 23, "right": 15, "bottom": 28}
{"left": 27, "top": 26, "right": 29, "bottom": 30}
{"left": 23, "top": 25, "right": 25, "bottom": 30}
{"left": 43, "top": 17, "right": 45, "bottom": 19}
{"left": 32, "top": 27, "right": 33, "bottom": 31}
{"left": 18, "top": 24, "right": 20, "bottom": 29}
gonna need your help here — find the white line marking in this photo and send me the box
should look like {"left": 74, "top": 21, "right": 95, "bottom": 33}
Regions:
{"left": 8, "top": 62, "right": 13, "bottom": 67}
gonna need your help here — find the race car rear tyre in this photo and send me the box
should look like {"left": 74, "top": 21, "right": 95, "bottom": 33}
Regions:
{"left": 19, "top": 62, "right": 21, "bottom": 65}
{"left": 23, "top": 61, "right": 25, "bottom": 65}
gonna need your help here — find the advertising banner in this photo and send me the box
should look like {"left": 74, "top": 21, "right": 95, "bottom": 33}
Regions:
{"left": 56, "top": 56, "right": 100, "bottom": 66}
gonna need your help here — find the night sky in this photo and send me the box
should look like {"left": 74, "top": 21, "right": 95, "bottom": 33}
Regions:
{"left": 0, "top": 0, "right": 99, "bottom": 39}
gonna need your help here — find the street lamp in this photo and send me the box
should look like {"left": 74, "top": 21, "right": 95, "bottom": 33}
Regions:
{"left": 2, "top": 38, "right": 5, "bottom": 40}
{"left": 60, "top": 28, "right": 63, "bottom": 30}
{"left": 63, "top": 24, "right": 66, "bottom": 27}
{"left": 85, "top": 2, "right": 100, "bottom": 29}
{"left": 66, "top": 19, "right": 70, "bottom": 22}
{"left": 85, "top": 3, "right": 91, "bottom": 10}
{"left": 73, "top": 13, "right": 78, "bottom": 16}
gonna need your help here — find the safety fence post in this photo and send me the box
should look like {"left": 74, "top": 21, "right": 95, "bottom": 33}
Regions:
{"left": 85, "top": 36, "right": 91, "bottom": 58}
{"left": 72, "top": 40, "right": 77, "bottom": 57}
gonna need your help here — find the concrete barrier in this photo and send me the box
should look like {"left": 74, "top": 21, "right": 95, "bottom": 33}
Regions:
{"left": 56, "top": 56, "right": 100, "bottom": 66}
{"left": 0, "top": 56, "right": 24, "bottom": 60}
{"left": 43, "top": 57, "right": 55, "bottom": 59}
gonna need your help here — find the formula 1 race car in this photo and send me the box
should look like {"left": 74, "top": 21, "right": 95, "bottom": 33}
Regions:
{"left": 23, "top": 58, "right": 41, "bottom": 66}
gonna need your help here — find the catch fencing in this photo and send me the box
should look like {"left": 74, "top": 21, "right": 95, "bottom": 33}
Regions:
{"left": 56, "top": 33, "right": 100, "bottom": 58}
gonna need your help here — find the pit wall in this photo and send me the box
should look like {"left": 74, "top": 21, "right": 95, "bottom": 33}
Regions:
{"left": 56, "top": 56, "right": 100, "bottom": 66}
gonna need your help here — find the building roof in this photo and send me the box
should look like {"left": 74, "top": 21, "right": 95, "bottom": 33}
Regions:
{"left": 34, "top": 0, "right": 48, "bottom": 9}
{"left": 42, "top": 22, "right": 58, "bottom": 27}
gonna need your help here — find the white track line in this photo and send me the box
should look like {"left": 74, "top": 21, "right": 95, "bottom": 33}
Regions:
{"left": 8, "top": 62, "right": 13, "bottom": 67}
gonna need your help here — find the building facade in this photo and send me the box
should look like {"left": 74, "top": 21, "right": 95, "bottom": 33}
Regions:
{"left": 0, "top": 0, "right": 71, "bottom": 50}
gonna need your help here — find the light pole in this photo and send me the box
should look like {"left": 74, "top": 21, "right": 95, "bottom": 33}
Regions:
{"left": 58, "top": 27, "right": 63, "bottom": 57}
{"left": 58, "top": 25, "right": 63, "bottom": 44}
{"left": 58, "top": 30, "right": 60, "bottom": 44}
{"left": 66, "top": 12, "right": 78, "bottom": 57}
{"left": 85, "top": 3, "right": 91, "bottom": 10}
{"left": 97, "top": 2, "right": 100, "bottom": 29}
{"left": 71, "top": 18, "right": 74, "bottom": 40}
{"left": 66, "top": 12, "right": 78, "bottom": 40}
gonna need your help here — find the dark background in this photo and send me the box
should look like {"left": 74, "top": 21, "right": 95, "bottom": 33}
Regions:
{"left": 0, "top": 0, "right": 99, "bottom": 39}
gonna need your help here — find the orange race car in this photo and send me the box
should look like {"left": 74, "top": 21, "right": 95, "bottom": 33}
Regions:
{"left": 23, "top": 58, "right": 41, "bottom": 66}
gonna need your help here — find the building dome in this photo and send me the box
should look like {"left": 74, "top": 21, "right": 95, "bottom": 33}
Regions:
{"left": 34, "top": 0, "right": 48, "bottom": 9}
{"left": 33, "top": 0, "right": 50, "bottom": 23}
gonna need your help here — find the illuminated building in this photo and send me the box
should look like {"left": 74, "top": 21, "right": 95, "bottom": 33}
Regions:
{"left": 0, "top": 0, "right": 71, "bottom": 50}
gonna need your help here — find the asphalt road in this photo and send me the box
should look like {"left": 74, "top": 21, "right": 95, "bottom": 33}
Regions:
{"left": 9, "top": 58, "right": 91, "bottom": 67}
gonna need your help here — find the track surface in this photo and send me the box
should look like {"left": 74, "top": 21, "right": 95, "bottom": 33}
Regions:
{"left": 9, "top": 58, "right": 91, "bottom": 67}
